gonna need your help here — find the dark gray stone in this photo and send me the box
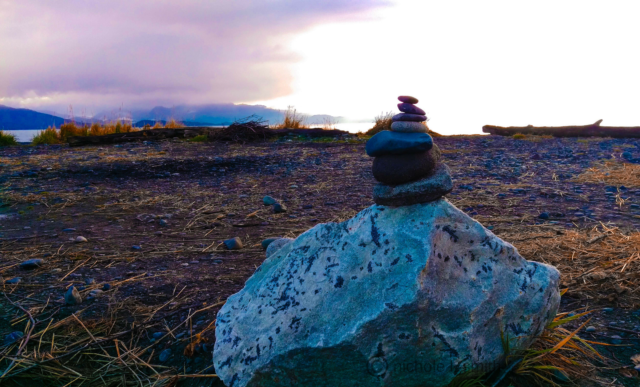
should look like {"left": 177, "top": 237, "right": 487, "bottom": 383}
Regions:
{"left": 65, "top": 286, "right": 82, "bottom": 305}
{"left": 263, "top": 196, "right": 277, "bottom": 206}
{"left": 373, "top": 163, "right": 453, "bottom": 206}
{"left": 365, "top": 131, "right": 433, "bottom": 157}
{"left": 261, "top": 238, "right": 280, "bottom": 250}
{"left": 20, "top": 259, "right": 44, "bottom": 270}
{"left": 398, "top": 95, "right": 419, "bottom": 104}
{"left": 392, "top": 113, "right": 427, "bottom": 122}
{"left": 273, "top": 203, "right": 287, "bottom": 213}
{"left": 397, "top": 103, "right": 425, "bottom": 115}
{"left": 372, "top": 145, "right": 441, "bottom": 185}
{"left": 224, "top": 237, "right": 244, "bottom": 250}
{"left": 4, "top": 331, "right": 23, "bottom": 346}
{"left": 159, "top": 348, "right": 172, "bottom": 362}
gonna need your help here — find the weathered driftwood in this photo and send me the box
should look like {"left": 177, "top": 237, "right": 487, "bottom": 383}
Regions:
{"left": 483, "top": 120, "right": 640, "bottom": 138}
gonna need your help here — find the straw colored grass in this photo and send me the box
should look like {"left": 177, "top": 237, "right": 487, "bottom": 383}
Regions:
{"left": 576, "top": 161, "right": 640, "bottom": 187}
{"left": 365, "top": 111, "right": 394, "bottom": 135}
{"left": 508, "top": 225, "right": 640, "bottom": 307}
{"left": 272, "top": 106, "right": 308, "bottom": 129}
{"left": 30, "top": 120, "right": 187, "bottom": 145}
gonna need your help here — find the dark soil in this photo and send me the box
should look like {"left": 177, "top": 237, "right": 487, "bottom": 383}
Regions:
{"left": 1, "top": 135, "right": 640, "bottom": 386}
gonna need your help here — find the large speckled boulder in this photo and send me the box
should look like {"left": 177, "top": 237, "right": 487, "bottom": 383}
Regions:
{"left": 213, "top": 199, "right": 560, "bottom": 387}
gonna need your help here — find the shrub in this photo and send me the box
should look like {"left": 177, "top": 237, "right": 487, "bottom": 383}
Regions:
{"left": 0, "top": 130, "right": 18, "bottom": 146}
{"left": 272, "top": 106, "right": 308, "bottom": 129}
{"left": 32, "top": 127, "right": 62, "bottom": 145}
{"left": 366, "top": 111, "right": 394, "bottom": 135}
{"left": 164, "top": 119, "right": 185, "bottom": 129}
{"left": 189, "top": 134, "right": 208, "bottom": 142}
{"left": 512, "top": 133, "right": 526, "bottom": 140}
{"left": 60, "top": 122, "right": 88, "bottom": 141}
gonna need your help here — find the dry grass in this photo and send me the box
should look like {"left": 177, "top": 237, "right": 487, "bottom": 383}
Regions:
{"left": 0, "top": 293, "right": 222, "bottom": 386}
{"left": 31, "top": 120, "right": 187, "bottom": 145}
{"left": 271, "top": 106, "right": 308, "bottom": 129}
{"left": 509, "top": 225, "right": 640, "bottom": 307}
{"left": 365, "top": 111, "right": 394, "bottom": 135}
{"left": 576, "top": 161, "right": 640, "bottom": 187}
{"left": 164, "top": 119, "right": 185, "bottom": 129}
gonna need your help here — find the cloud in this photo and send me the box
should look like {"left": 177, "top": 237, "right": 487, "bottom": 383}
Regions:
{"left": 0, "top": 0, "right": 387, "bottom": 111}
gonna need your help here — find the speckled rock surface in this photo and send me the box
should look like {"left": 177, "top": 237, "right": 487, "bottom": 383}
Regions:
{"left": 390, "top": 121, "right": 429, "bottom": 133}
{"left": 373, "top": 163, "right": 453, "bottom": 206}
{"left": 265, "top": 238, "right": 294, "bottom": 258}
{"left": 213, "top": 200, "right": 561, "bottom": 387}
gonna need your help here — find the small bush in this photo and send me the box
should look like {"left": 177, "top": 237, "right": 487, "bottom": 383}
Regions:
{"left": 32, "top": 127, "right": 62, "bottom": 145}
{"left": 272, "top": 106, "right": 308, "bottom": 129}
{"left": 0, "top": 130, "right": 18, "bottom": 146}
{"left": 366, "top": 111, "right": 394, "bottom": 135}
{"left": 189, "top": 134, "right": 208, "bottom": 142}
{"left": 512, "top": 133, "right": 526, "bottom": 140}
{"left": 164, "top": 119, "right": 185, "bottom": 129}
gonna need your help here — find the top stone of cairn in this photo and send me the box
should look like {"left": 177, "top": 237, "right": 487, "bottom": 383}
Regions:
{"left": 398, "top": 95, "right": 419, "bottom": 104}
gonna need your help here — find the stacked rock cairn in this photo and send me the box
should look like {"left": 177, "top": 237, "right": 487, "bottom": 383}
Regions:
{"left": 366, "top": 95, "right": 452, "bottom": 206}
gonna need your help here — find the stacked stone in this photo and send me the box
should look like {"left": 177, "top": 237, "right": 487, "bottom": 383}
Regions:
{"left": 366, "top": 96, "right": 452, "bottom": 206}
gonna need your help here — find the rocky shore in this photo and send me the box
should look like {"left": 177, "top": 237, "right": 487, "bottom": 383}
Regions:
{"left": 1, "top": 134, "right": 640, "bottom": 385}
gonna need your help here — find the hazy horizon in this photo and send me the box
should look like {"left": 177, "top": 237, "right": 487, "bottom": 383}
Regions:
{"left": 3, "top": 1, "right": 640, "bottom": 134}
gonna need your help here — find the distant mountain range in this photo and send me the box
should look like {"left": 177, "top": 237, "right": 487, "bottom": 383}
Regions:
{"left": 0, "top": 103, "right": 343, "bottom": 130}
{"left": 0, "top": 105, "right": 66, "bottom": 129}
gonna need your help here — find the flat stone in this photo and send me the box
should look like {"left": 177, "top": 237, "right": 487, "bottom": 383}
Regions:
{"left": 273, "top": 203, "right": 287, "bottom": 213}
{"left": 65, "top": 286, "right": 82, "bottom": 305}
{"left": 261, "top": 238, "right": 280, "bottom": 250}
{"left": 224, "top": 237, "right": 243, "bottom": 250}
{"left": 263, "top": 196, "right": 277, "bottom": 206}
{"left": 373, "top": 163, "right": 453, "bottom": 206}
{"left": 392, "top": 113, "right": 426, "bottom": 122}
{"left": 397, "top": 103, "right": 425, "bottom": 115}
{"left": 20, "top": 258, "right": 44, "bottom": 270}
{"left": 213, "top": 200, "right": 560, "bottom": 387}
{"left": 391, "top": 121, "right": 428, "bottom": 133}
{"left": 365, "top": 131, "right": 433, "bottom": 157}
{"left": 5, "top": 277, "right": 21, "bottom": 284}
{"left": 372, "top": 145, "right": 441, "bottom": 185}
{"left": 398, "top": 95, "right": 419, "bottom": 104}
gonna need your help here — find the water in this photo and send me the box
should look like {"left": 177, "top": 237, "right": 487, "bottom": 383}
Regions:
{"left": 3, "top": 123, "right": 374, "bottom": 143}
{"left": 332, "top": 122, "right": 374, "bottom": 133}
{"left": 4, "top": 129, "right": 42, "bottom": 142}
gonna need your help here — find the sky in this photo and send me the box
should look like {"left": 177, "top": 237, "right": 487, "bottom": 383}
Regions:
{"left": 2, "top": 0, "right": 640, "bottom": 134}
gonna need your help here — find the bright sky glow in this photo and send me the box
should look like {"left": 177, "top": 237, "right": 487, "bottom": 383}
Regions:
{"left": 253, "top": 0, "right": 640, "bottom": 134}
{"left": 2, "top": 0, "right": 640, "bottom": 134}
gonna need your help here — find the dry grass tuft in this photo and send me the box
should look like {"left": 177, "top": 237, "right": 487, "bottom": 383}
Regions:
{"left": 576, "top": 161, "right": 640, "bottom": 187}
{"left": 164, "top": 119, "right": 185, "bottom": 129}
{"left": 509, "top": 225, "right": 640, "bottom": 307}
{"left": 272, "top": 106, "right": 308, "bottom": 129}
{"left": 0, "top": 131, "right": 18, "bottom": 146}
{"left": 366, "top": 111, "right": 394, "bottom": 135}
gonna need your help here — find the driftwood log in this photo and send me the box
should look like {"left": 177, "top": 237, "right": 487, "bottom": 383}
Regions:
{"left": 483, "top": 120, "right": 640, "bottom": 138}
{"left": 67, "top": 127, "right": 352, "bottom": 147}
